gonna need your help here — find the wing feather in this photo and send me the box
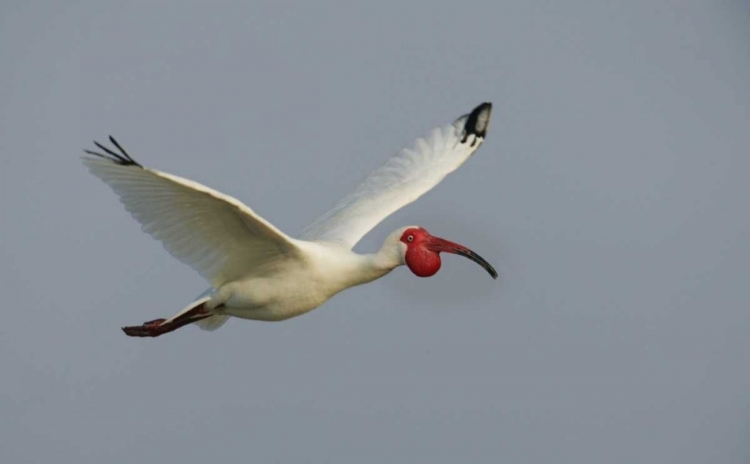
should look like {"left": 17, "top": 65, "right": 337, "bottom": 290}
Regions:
{"left": 302, "top": 102, "right": 492, "bottom": 248}
{"left": 83, "top": 137, "right": 300, "bottom": 287}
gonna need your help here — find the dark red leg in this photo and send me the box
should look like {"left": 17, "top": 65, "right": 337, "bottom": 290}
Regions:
{"left": 122, "top": 304, "right": 212, "bottom": 338}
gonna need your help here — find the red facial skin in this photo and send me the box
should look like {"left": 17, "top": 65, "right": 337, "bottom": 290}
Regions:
{"left": 399, "top": 227, "right": 498, "bottom": 279}
{"left": 401, "top": 228, "right": 442, "bottom": 277}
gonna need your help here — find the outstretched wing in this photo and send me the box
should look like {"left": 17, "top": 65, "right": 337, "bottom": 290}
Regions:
{"left": 302, "top": 102, "right": 492, "bottom": 248}
{"left": 82, "top": 137, "right": 300, "bottom": 287}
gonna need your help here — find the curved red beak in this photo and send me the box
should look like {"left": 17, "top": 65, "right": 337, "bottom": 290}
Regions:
{"left": 426, "top": 236, "right": 498, "bottom": 279}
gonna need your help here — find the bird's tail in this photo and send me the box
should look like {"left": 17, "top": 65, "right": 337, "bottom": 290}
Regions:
{"left": 195, "top": 315, "right": 230, "bottom": 331}
{"left": 187, "top": 288, "right": 230, "bottom": 331}
{"left": 164, "top": 293, "right": 231, "bottom": 331}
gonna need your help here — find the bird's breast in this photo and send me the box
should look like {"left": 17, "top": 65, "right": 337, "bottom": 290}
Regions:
{"left": 216, "top": 248, "right": 369, "bottom": 321}
{"left": 218, "top": 276, "right": 330, "bottom": 321}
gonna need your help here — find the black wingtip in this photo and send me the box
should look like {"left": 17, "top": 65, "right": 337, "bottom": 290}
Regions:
{"left": 465, "top": 102, "right": 492, "bottom": 139}
{"left": 82, "top": 136, "right": 142, "bottom": 167}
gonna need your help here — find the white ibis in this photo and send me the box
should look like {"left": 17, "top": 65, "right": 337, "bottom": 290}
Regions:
{"left": 83, "top": 102, "right": 496, "bottom": 337}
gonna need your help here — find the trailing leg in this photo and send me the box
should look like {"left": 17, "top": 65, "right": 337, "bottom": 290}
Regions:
{"left": 122, "top": 302, "right": 212, "bottom": 338}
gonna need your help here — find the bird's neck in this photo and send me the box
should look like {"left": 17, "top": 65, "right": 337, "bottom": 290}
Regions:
{"left": 342, "top": 244, "right": 404, "bottom": 289}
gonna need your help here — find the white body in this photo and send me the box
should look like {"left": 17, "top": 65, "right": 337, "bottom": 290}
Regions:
{"left": 215, "top": 237, "right": 404, "bottom": 321}
{"left": 83, "top": 102, "right": 492, "bottom": 330}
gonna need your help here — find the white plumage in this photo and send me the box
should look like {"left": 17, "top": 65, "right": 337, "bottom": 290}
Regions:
{"left": 83, "top": 157, "right": 301, "bottom": 287}
{"left": 303, "top": 108, "right": 490, "bottom": 248}
{"left": 83, "top": 102, "right": 496, "bottom": 337}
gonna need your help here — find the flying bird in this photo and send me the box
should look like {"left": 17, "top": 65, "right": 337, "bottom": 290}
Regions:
{"left": 83, "top": 102, "right": 496, "bottom": 337}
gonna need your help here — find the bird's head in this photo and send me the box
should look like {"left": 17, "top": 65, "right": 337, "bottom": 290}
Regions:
{"left": 388, "top": 226, "right": 497, "bottom": 279}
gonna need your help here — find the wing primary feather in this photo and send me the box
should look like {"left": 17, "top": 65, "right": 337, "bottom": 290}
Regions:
{"left": 460, "top": 102, "right": 492, "bottom": 144}
{"left": 83, "top": 149, "right": 116, "bottom": 161}
{"left": 108, "top": 136, "right": 140, "bottom": 165}
{"left": 83, "top": 137, "right": 142, "bottom": 167}
{"left": 92, "top": 141, "right": 128, "bottom": 162}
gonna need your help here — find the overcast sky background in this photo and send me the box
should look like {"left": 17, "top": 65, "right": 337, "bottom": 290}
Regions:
{"left": 1, "top": 1, "right": 749, "bottom": 463}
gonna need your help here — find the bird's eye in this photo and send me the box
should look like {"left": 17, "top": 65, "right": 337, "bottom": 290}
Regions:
{"left": 407, "top": 235, "right": 414, "bottom": 242}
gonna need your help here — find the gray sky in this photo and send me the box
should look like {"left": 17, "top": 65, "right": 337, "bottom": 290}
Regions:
{"left": 2, "top": 1, "right": 749, "bottom": 462}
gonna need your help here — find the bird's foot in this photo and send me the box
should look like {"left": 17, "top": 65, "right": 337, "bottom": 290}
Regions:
{"left": 122, "top": 318, "right": 168, "bottom": 337}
